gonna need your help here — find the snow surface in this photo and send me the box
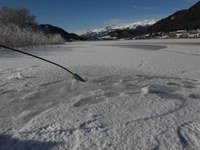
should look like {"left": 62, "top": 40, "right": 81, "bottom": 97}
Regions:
{"left": 1, "top": 39, "right": 200, "bottom": 149}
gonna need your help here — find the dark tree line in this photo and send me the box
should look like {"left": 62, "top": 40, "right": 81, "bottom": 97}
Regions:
{"left": 0, "top": 7, "right": 37, "bottom": 27}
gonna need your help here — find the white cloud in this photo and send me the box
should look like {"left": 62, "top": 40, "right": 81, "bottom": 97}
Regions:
{"left": 132, "top": 5, "right": 137, "bottom": 8}
{"left": 106, "top": 19, "right": 126, "bottom": 27}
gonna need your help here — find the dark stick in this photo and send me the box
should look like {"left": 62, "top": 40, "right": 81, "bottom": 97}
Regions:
{"left": 0, "top": 44, "right": 86, "bottom": 82}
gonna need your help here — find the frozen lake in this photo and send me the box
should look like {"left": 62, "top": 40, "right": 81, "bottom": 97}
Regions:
{"left": 0, "top": 39, "right": 200, "bottom": 150}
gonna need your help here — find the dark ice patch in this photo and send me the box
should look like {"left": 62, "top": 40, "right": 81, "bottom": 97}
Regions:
{"left": 107, "top": 44, "right": 167, "bottom": 51}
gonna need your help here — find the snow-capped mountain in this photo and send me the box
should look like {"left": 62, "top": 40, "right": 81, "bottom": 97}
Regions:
{"left": 81, "top": 19, "right": 157, "bottom": 40}
{"left": 111, "top": 19, "right": 157, "bottom": 30}
{"left": 90, "top": 28, "right": 106, "bottom": 34}
{"left": 84, "top": 19, "right": 157, "bottom": 34}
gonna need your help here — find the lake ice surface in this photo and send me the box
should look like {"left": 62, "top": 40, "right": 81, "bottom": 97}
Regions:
{"left": 0, "top": 39, "right": 200, "bottom": 150}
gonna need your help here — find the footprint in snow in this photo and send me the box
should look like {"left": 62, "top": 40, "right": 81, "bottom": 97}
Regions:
{"left": 73, "top": 89, "right": 108, "bottom": 107}
{"left": 8, "top": 72, "right": 25, "bottom": 80}
{"left": 141, "top": 84, "right": 184, "bottom": 99}
{"left": 177, "top": 122, "right": 200, "bottom": 149}
{"left": 188, "top": 93, "right": 200, "bottom": 99}
{"left": 75, "top": 74, "right": 200, "bottom": 108}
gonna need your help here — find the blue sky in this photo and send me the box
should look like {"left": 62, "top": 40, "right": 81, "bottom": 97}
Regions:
{"left": 0, "top": 0, "right": 198, "bottom": 34}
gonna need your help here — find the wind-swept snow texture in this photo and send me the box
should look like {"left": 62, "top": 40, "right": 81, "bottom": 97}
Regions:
{"left": 0, "top": 39, "right": 200, "bottom": 150}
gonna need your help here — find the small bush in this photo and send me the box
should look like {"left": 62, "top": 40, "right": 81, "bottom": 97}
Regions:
{"left": 0, "top": 23, "right": 65, "bottom": 47}
{"left": 0, "top": 7, "right": 65, "bottom": 47}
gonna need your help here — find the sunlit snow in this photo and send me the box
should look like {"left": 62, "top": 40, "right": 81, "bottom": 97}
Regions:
{"left": 0, "top": 39, "right": 200, "bottom": 149}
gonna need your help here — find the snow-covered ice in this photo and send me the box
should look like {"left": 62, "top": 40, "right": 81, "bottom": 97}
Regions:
{"left": 0, "top": 39, "right": 200, "bottom": 149}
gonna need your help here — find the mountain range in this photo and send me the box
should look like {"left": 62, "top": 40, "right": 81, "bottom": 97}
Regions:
{"left": 149, "top": 1, "right": 200, "bottom": 33}
{"left": 81, "top": 20, "right": 157, "bottom": 40}
{"left": 38, "top": 1, "right": 200, "bottom": 41}
{"left": 39, "top": 24, "right": 83, "bottom": 41}
{"left": 82, "top": 1, "right": 200, "bottom": 40}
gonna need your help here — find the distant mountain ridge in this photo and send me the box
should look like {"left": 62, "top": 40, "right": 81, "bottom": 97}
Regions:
{"left": 81, "top": 19, "right": 157, "bottom": 40}
{"left": 110, "top": 19, "right": 156, "bottom": 30}
{"left": 149, "top": 1, "right": 200, "bottom": 33}
{"left": 89, "top": 19, "right": 156, "bottom": 33}
{"left": 39, "top": 24, "right": 83, "bottom": 41}
{"left": 82, "top": 1, "right": 200, "bottom": 40}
